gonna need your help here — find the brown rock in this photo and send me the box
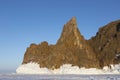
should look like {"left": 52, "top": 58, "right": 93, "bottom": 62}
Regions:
{"left": 22, "top": 17, "right": 120, "bottom": 69}
{"left": 88, "top": 20, "right": 120, "bottom": 68}
{"left": 22, "top": 17, "right": 99, "bottom": 69}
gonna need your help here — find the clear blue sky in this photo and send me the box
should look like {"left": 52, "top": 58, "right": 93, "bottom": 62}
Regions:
{"left": 0, "top": 0, "right": 120, "bottom": 73}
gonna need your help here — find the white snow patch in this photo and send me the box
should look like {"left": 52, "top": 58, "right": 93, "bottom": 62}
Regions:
{"left": 16, "top": 62, "right": 52, "bottom": 74}
{"left": 16, "top": 62, "right": 120, "bottom": 74}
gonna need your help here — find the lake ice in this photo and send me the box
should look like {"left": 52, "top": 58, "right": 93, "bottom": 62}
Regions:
{"left": 0, "top": 74, "right": 120, "bottom": 80}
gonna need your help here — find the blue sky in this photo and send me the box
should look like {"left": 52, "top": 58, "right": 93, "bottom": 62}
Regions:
{"left": 0, "top": 0, "right": 120, "bottom": 73}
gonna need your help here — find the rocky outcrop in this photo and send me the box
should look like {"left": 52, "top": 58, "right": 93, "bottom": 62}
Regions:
{"left": 22, "top": 17, "right": 120, "bottom": 69}
{"left": 88, "top": 20, "right": 120, "bottom": 68}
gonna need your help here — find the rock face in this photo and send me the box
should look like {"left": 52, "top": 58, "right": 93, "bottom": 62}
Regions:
{"left": 88, "top": 20, "right": 120, "bottom": 68}
{"left": 22, "top": 17, "right": 120, "bottom": 69}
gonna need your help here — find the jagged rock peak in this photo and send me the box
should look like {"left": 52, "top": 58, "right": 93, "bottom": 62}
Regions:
{"left": 64, "top": 17, "right": 77, "bottom": 29}
{"left": 57, "top": 17, "right": 84, "bottom": 47}
{"left": 67, "top": 17, "right": 77, "bottom": 24}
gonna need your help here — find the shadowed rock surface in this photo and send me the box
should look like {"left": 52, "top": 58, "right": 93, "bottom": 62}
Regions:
{"left": 22, "top": 17, "right": 120, "bottom": 69}
{"left": 88, "top": 20, "right": 120, "bottom": 68}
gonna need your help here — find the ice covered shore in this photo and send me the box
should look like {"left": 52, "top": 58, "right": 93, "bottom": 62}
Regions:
{"left": 16, "top": 62, "right": 120, "bottom": 74}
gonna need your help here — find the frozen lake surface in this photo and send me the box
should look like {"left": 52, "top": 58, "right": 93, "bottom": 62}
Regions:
{"left": 0, "top": 74, "right": 120, "bottom": 80}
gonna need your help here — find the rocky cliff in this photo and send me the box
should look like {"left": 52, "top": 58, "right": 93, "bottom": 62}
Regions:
{"left": 22, "top": 17, "right": 120, "bottom": 69}
{"left": 88, "top": 20, "right": 120, "bottom": 68}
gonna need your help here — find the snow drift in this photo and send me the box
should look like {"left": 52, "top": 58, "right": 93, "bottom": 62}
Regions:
{"left": 16, "top": 62, "right": 120, "bottom": 74}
